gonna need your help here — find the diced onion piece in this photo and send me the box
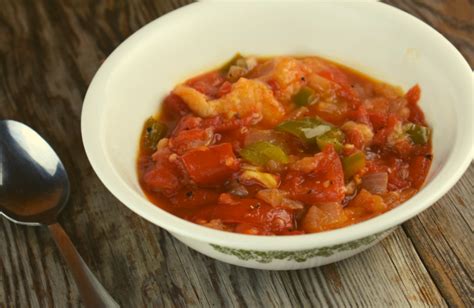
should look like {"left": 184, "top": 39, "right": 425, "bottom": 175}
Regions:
{"left": 228, "top": 182, "right": 249, "bottom": 197}
{"left": 256, "top": 189, "right": 284, "bottom": 207}
{"left": 240, "top": 170, "right": 280, "bottom": 188}
{"left": 302, "top": 203, "right": 347, "bottom": 233}
{"left": 256, "top": 189, "right": 304, "bottom": 210}
{"left": 361, "top": 172, "right": 388, "bottom": 194}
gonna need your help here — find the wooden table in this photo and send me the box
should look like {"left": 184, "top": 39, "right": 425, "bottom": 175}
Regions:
{"left": 1, "top": 1, "right": 472, "bottom": 307}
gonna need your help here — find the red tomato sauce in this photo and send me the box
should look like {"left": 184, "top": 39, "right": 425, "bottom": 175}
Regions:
{"left": 137, "top": 55, "right": 432, "bottom": 235}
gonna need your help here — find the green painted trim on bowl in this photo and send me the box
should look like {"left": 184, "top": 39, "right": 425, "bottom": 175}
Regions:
{"left": 211, "top": 231, "right": 385, "bottom": 263}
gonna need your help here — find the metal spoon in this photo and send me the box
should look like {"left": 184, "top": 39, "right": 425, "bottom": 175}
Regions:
{"left": 0, "top": 120, "right": 119, "bottom": 308}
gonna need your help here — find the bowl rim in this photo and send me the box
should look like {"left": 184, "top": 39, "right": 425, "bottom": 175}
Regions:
{"left": 81, "top": 1, "right": 473, "bottom": 251}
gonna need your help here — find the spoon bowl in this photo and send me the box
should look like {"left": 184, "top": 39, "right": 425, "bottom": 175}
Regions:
{"left": 0, "top": 120, "right": 118, "bottom": 307}
{"left": 0, "top": 120, "right": 69, "bottom": 225}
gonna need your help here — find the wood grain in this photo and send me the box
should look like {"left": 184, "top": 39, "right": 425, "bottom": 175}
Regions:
{"left": 402, "top": 165, "right": 474, "bottom": 307}
{"left": 0, "top": 0, "right": 472, "bottom": 307}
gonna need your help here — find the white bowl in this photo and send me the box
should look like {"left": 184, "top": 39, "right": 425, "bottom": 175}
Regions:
{"left": 81, "top": 1, "right": 473, "bottom": 270}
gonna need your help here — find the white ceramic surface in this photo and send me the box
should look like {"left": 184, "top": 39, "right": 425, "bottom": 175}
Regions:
{"left": 81, "top": 1, "right": 473, "bottom": 269}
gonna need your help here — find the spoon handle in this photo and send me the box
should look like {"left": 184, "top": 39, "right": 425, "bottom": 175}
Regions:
{"left": 48, "top": 223, "right": 119, "bottom": 308}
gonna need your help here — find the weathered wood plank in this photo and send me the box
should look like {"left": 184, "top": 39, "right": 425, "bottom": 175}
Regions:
{"left": 0, "top": 0, "right": 471, "bottom": 307}
{"left": 402, "top": 164, "right": 474, "bottom": 307}
{"left": 1, "top": 223, "right": 448, "bottom": 307}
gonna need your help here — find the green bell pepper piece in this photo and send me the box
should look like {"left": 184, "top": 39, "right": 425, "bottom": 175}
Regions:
{"left": 143, "top": 117, "right": 167, "bottom": 151}
{"left": 316, "top": 128, "right": 345, "bottom": 152}
{"left": 292, "top": 86, "right": 316, "bottom": 106}
{"left": 220, "top": 53, "right": 244, "bottom": 73}
{"left": 275, "top": 118, "right": 325, "bottom": 141}
{"left": 342, "top": 151, "right": 366, "bottom": 179}
{"left": 240, "top": 141, "right": 288, "bottom": 166}
{"left": 403, "top": 123, "right": 430, "bottom": 145}
{"left": 276, "top": 118, "right": 345, "bottom": 150}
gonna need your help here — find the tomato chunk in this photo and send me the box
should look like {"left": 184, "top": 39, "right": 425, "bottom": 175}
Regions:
{"left": 405, "top": 84, "right": 421, "bottom": 105}
{"left": 281, "top": 145, "right": 345, "bottom": 204}
{"left": 318, "top": 69, "right": 350, "bottom": 87}
{"left": 143, "top": 151, "right": 182, "bottom": 194}
{"left": 186, "top": 71, "right": 227, "bottom": 98}
{"left": 169, "top": 128, "right": 214, "bottom": 155}
{"left": 163, "top": 93, "right": 190, "bottom": 117}
{"left": 181, "top": 143, "right": 240, "bottom": 185}
{"left": 408, "top": 103, "right": 426, "bottom": 125}
{"left": 192, "top": 197, "right": 294, "bottom": 234}
{"left": 409, "top": 155, "right": 431, "bottom": 188}
{"left": 202, "top": 114, "right": 260, "bottom": 133}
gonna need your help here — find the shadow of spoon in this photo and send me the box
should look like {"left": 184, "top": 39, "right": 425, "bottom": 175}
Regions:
{"left": 0, "top": 120, "right": 119, "bottom": 308}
